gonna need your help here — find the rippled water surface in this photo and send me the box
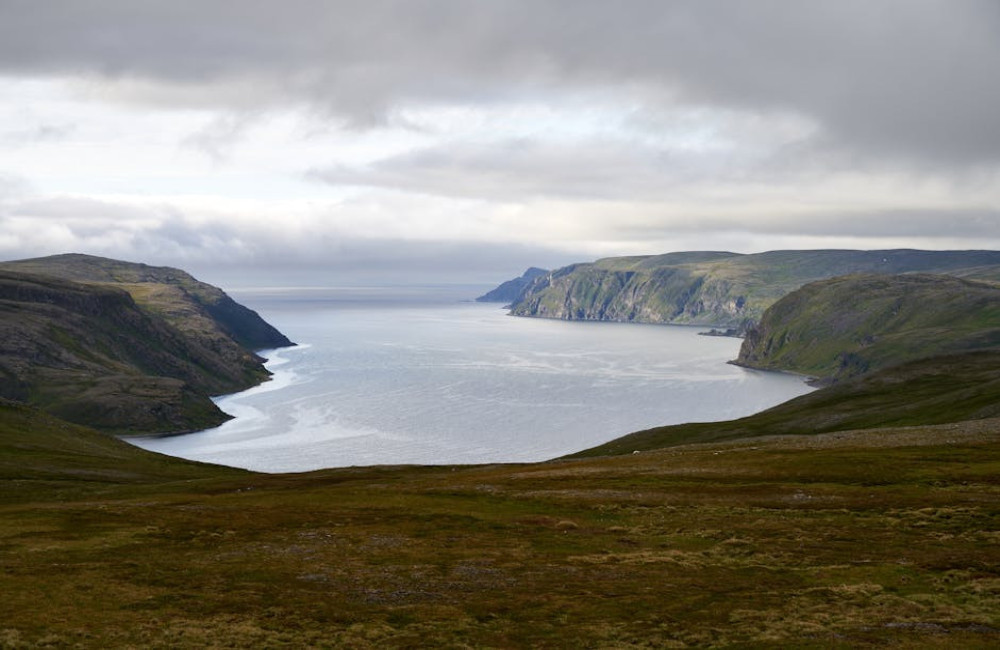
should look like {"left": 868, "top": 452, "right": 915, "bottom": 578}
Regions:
{"left": 130, "top": 288, "right": 813, "bottom": 472}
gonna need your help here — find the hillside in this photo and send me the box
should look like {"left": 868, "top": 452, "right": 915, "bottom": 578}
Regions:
{"left": 0, "top": 255, "right": 292, "bottom": 434}
{"left": 510, "top": 248, "right": 1000, "bottom": 328}
{"left": 572, "top": 349, "right": 1000, "bottom": 456}
{"left": 2, "top": 395, "right": 997, "bottom": 647}
{"left": 0, "top": 253, "right": 292, "bottom": 351}
{"left": 736, "top": 274, "right": 1000, "bottom": 383}
{"left": 0, "top": 399, "right": 242, "bottom": 495}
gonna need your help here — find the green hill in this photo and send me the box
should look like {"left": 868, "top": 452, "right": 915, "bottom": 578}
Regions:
{"left": 0, "top": 399, "right": 241, "bottom": 495}
{"left": 572, "top": 349, "right": 1000, "bottom": 456}
{"left": 736, "top": 274, "right": 1000, "bottom": 383}
{"left": 510, "top": 248, "right": 1000, "bottom": 329}
{"left": 0, "top": 254, "right": 292, "bottom": 434}
{"left": 0, "top": 253, "right": 292, "bottom": 352}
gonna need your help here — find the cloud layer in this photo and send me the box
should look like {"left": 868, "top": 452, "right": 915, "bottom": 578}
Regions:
{"left": 0, "top": 1, "right": 998, "bottom": 283}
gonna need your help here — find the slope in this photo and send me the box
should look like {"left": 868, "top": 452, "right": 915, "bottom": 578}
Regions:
{"left": 0, "top": 255, "right": 292, "bottom": 434}
{"left": 736, "top": 273, "right": 1000, "bottom": 383}
{"left": 1, "top": 401, "right": 997, "bottom": 647}
{"left": 572, "top": 349, "right": 1000, "bottom": 456}
{"left": 0, "top": 399, "right": 241, "bottom": 498}
{"left": 0, "top": 252, "right": 292, "bottom": 352}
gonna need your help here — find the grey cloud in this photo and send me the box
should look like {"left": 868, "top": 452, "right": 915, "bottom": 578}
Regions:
{"left": 308, "top": 137, "right": 746, "bottom": 201}
{"left": 0, "top": 1, "right": 997, "bottom": 165}
{"left": 617, "top": 208, "right": 1000, "bottom": 240}
{"left": 195, "top": 238, "right": 584, "bottom": 285}
{"left": 0, "top": 172, "right": 30, "bottom": 198}
{"left": 11, "top": 195, "right": 164, "bottom": 225}
{"left": 0, "top": 192, "right": 584, "bottom": 283}
{"left": 3, "top": 122, "right": 75, "bottom": 147}
{"left": 180, "top": 113, "right": 258, "bottom": 162}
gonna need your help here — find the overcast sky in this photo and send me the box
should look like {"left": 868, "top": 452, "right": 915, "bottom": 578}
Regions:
{"left": 1, "top": 0, "right": 999, "bottom": 286}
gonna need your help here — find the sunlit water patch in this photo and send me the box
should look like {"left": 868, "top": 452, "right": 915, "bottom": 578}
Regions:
{"left": 129, "top": 290, "right": 813, "bottom": 472}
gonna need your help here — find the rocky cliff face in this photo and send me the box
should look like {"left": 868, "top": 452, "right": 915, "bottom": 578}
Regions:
{"left": 510, "top": 249, "right": 1000, "bottom": 330}
{"left": 511, "top": 262, "right": 763, "bottom": 329}
{"left": 0, "top": 255, "right": 294, "bottom": 434}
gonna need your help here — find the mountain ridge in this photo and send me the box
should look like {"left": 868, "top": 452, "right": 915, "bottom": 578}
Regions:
{"left": 508, "top": 248, "right": 1000, "bottom": 329}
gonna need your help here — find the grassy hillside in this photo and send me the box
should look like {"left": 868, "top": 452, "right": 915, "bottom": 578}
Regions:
{"left": 0, "top": 253, "right": 292, "bottom": 351}
{"left": 510, "top": 248, "right": 1000, "bottom": 328}
{"left": 1, "top": 396, "right": 998, "bottom": 647}
{"left": 737, "top": 274, "right": 1000, "bottom": 383}
{"left": 2, "top": 258, "right": 999, "bottom": 645}
{"left": 573, "top": 350, "right": 1000, "bottom": 456}
{"left": 0, "top": 400, "right": 241, "bottom": 499}
{"left": 0, "top": 255, "right": 293, "bottom": 434}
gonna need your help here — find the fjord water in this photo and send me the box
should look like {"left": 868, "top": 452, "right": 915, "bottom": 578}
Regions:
{"left": 130, "top": 288, "right": 813, "bottom": 472}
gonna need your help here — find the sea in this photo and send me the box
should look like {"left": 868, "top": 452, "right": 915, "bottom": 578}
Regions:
{"left": 128, "top": 286, "right": 814, "bottom": 473}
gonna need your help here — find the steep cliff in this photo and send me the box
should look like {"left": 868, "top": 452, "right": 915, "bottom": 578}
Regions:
{"left": 735, "top": 273, "right": 1000, "bottom": 383}
{"left": 0, "top": 253, "right": 292, "bottom": 352}
{"left": 510, "top": 249, "right": 1000, "bottom": 329}
{"left": 0, "top": 255, "right": 293, "bottom": 434}
{"left": 476, "top": 267, "right": 549, "bottom": 303}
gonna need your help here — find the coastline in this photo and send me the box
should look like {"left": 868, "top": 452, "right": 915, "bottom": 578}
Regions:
{"left": 123, "top": 343, "right": 306, "bottom": 441}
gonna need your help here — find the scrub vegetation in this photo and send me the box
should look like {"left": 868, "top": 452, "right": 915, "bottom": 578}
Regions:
{"left": 1, "top": 400, "right": 998, "bottom": 648}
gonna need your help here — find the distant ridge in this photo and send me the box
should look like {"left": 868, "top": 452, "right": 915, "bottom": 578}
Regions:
{"left": 510, "top": 249, "right": 1000, "bottom": 330}
{"left": 0, "top": 254, "right": 293, "bottom": 434}
{"left": 476, "top": 267, "right": 549, "bottom": 304}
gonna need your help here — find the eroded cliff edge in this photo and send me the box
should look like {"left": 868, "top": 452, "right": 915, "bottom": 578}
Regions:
{"left": 0, "top": 254, "right": 292, "bottom": 434}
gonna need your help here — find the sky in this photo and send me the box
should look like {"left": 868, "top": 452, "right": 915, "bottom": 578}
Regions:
{"left": 1, "top": 0, "right": 999, "bottom": 287}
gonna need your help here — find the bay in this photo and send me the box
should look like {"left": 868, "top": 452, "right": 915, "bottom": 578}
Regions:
{"left": 129, "top": 288, "right": 814, "bottom": 472}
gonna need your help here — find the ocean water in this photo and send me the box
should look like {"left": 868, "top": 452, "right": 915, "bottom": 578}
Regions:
{"left": 129, "top": 288, "right": 814, "bottom": 472}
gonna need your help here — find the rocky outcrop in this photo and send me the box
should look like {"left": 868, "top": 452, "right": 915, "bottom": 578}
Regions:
{"left": 511, "top": 261, "right": 760, "bottom": 329}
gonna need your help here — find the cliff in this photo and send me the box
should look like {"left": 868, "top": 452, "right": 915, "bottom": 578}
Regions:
{"left": 0, "top": 254, "right": 293, "bottom": 434}
{"left": 476, "top": 267, "right": 549, "bottom": 303}
{"left": 510, "top": 249, "right": 1000, "bottom": 329}
{"left": 735, "top": 273, "right": 1000, "bottom": 383}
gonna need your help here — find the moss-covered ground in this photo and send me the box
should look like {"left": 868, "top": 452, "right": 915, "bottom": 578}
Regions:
{"left": 2, "top": 402, "right": 998, "bottom": 648}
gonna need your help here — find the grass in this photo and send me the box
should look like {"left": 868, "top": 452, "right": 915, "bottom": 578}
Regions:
{"left": 1, "top": 400, "right": 998, "bottom": 647}
{"left": 575, "top": 350, "right": 1000, "bottom": 457}
{"left": 738, "top": 274, "right": 1000, "bottom": 382}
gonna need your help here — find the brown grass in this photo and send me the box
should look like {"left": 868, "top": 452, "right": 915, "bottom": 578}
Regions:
{"left": 1, "top": 420, "right": 998, "bottom": 647}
